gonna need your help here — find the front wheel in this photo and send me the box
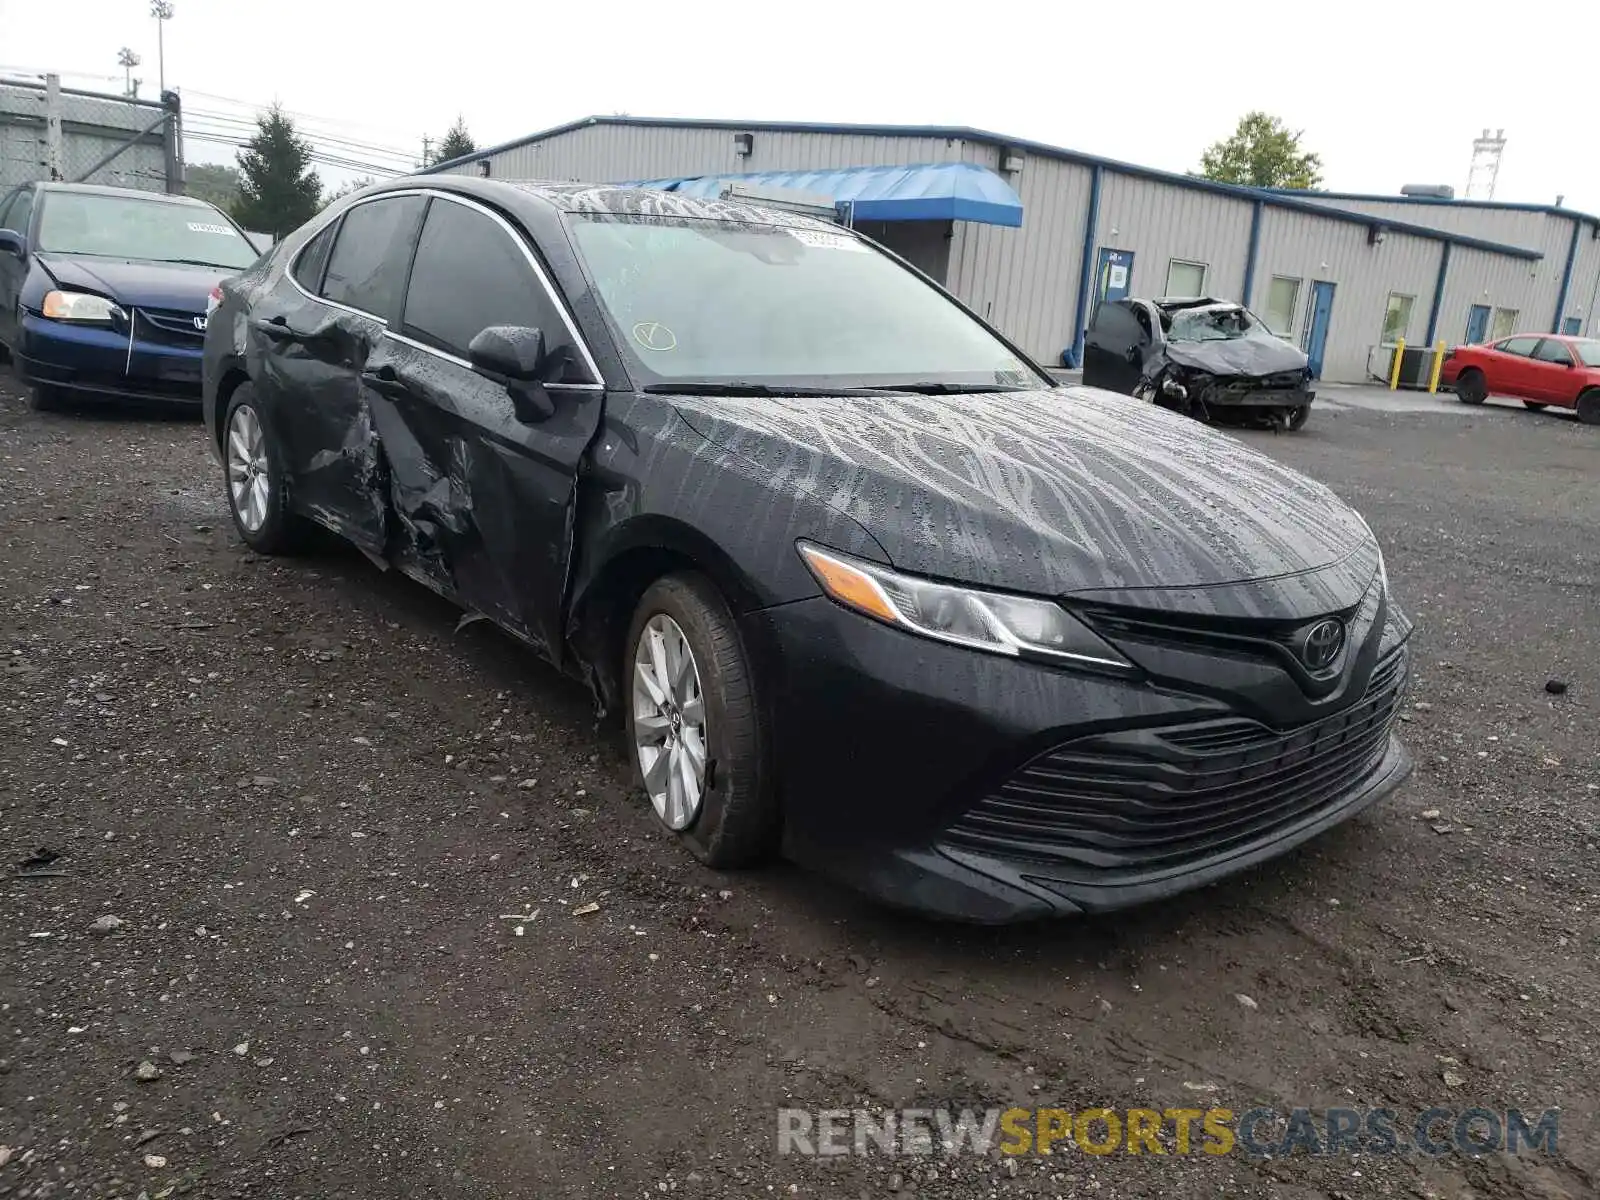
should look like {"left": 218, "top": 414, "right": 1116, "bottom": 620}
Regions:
{"left": 1578, "top": 389, "right": 1600, "bottom": 426}
{"left": 27, "top": 384, "right": 63, "bottom": 412}
{"left": 625, "top": 573, "right": 777, "bottom": 868}
{"left": 1455, "top": 369, "right": 1487, "bottom": 405}
{"left": 1284, "top": 405, "right": 1311, "bottom": 431}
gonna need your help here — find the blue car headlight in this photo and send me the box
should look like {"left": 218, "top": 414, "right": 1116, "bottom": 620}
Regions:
{"left": 42, "top": 291, "right": 121, "bottom": 324}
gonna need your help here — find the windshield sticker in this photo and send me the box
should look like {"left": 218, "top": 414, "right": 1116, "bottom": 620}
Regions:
{"left": 187, "top": 222, "right": 238, "bottom": 235}
{"left": 633, "top": 321, "right": 678, "bottom": 352}
{"left": 788, "top": 229, "right": 867, "bottom": 253}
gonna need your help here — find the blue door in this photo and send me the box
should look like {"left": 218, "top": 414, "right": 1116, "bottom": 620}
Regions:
{"left": 1095, "top": 248, "right": 1135, "bottom": 305}
{"left": 1302, "top": 280, "right": 1336, "bottom": 379}
{"left": 1561, "top": 315, "right": 1581, "bottom": 336}
{"left": 1465, "top": 304, "right": 1491, "bottom": 343}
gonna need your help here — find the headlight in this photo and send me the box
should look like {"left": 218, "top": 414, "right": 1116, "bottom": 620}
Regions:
{"left": 797, "top": 542, "right": 1134, "bottom": 672}
{"left": 42, "top": 291, "right": 120, "bottom": 323}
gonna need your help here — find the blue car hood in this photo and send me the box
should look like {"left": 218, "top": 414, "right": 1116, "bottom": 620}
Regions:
{"left": 35, "top": 253, "right": 229, "bottom": 311}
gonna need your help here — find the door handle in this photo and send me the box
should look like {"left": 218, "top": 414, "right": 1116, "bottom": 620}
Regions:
{"left": 251, "top": 315, "right": 296, "bottom": 343}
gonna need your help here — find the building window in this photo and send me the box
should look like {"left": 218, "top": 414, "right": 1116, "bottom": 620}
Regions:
{"left": 1381, "top": 293, "right": 1416, "bottom": 345}
{"left": 1490, "top": 307, "right": 1520, "bottom": 339}
{"left": 1165, "top": 259, "right": 1207, "bottom": 298}
{"left": 1263, "top": 276, "right": 1300, "bottom": 336}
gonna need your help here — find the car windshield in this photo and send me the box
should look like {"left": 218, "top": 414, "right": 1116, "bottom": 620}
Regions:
{"left": 1574, "top": 339, "right": 1600, "bottom": 367}
{"left": 565, "top": 213, "right": 1045, "bottom": 392}
{"left": 1167, "top": 306, "right": 1273, "bottom": 343}
{"left": 36, "top": 191, "right": 259, "bottom": 269}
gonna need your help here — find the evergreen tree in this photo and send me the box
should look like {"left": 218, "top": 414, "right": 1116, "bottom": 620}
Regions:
{"left": 432, "top": 117, "right": 476, "bottom": 164}
{"left": 232, "top": 105, "right": 322, "bottom": 236}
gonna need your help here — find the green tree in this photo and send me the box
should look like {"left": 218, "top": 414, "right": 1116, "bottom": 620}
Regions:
{"left": 431, "top": 116, "right": 476, "bottom": 164}
{"left": 1198, "top": 112, "right": 1323, "bottom": 190}
{"left": 231, "top": 105, "right": 322, "bottom": 237}
{"left": 185, "top": 162, "right": 242, "bottom": 212}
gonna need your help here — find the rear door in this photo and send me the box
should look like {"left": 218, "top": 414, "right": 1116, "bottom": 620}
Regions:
{"left": 1528, "top": 338, "right": 1578, "bottom": 403}
{"left": 360, "top": 192, "right": 604, "bottom": 657}
{"left": 248, "top": 193, "right": 425, "bottom": 553}
{"left": 1083, "top": 300, "right": 1148, "bottom": 394}
{"left": 1487, "top": 336, "right": 1540, "bottom": 396}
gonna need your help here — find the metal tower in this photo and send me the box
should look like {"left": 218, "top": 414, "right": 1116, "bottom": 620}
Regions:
{"left": 1465, "top": 129, "right": 1506, "bottom": 200}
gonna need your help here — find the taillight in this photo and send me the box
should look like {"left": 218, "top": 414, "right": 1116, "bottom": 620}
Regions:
{"left": 205, "top": 285, "right": 223, "bottom": 315}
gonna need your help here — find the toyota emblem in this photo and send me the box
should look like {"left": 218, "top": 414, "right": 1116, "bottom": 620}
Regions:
{"left": 1301, "top": 618, "right": 1345, "bottom": 671}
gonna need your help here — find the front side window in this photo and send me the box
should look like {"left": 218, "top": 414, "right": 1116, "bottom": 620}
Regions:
{"left": 1381, "top": 293, "right": 1415, "bottom": 345}
{"left": 1490, "top": 308, "right": 1519, "bottom": 340}
{"left": 1263, "top": 276, "right": 1300, "bottom": 336}
{"left": 566, "top": 214, "right": 1045, "bottom": 391}
{"left": 1499, "top": 336, "right": 1540, "bottom": 357}
{"left": 0, "top": 187, "right": 32, "bottom": 236}
{"left": 401, "top": 197, "right": 583, "bottom": 380}
{"left": 1531, "top": 339, "right": 1573, "bottom": 365}
{"left": 321, "top": 195, "right": 424, "bottom": 318}
{"left": 35, "top": 190, "right": 256, "bottom": 268}
{"left": 1165, "top": 260, "right": 1208, "bottom": 298}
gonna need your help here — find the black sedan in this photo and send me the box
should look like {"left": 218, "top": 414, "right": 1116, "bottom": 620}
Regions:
{"left": 0, "top": 181, "right": 260, "bottom": 410}
{"left": 202, "top": 177, "right": 1412, "bottom": 922}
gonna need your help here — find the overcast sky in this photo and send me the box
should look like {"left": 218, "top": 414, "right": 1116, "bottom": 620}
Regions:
{"left": 4, "top": 0, "right": 1595, "bottom": 216}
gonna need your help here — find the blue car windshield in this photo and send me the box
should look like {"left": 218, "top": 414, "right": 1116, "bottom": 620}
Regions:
{"left": 566, "top": 213, "right": 1046, "bottom": 391}
{"left": 37, "top": 191, "right": 259, "bottom": 269}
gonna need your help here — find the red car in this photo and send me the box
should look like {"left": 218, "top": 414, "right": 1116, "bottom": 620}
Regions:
{"left": 1442, "top": 334, "right": 1600, "bottom": 423}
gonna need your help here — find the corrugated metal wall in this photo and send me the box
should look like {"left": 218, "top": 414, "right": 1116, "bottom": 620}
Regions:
{"left": 1097, "top": 173, "right": 1255, "bottom": 303}
{"left": 1563, "top": 225, "right": 1600, "bottom": 336}
{"left": 1254, "top": 208, "right": 1442, "bottom": 383}
{"left": 449, "top": 121, "right": 1585, "bottom": 379}
{"left": 947, "top": 152, "right": 1092, "bottom": 361}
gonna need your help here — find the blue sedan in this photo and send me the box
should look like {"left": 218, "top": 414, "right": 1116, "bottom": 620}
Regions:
{"left": 0, "top": 181, "right": 262, "bottom": 410}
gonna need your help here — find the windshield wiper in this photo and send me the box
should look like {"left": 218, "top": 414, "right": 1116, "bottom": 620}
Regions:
{"left": 865, "top": 381, "right": 1033, "bottom": 394}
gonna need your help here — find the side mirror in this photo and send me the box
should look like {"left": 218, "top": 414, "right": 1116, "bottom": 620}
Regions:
{"left": 0, "top": 229, "right": 25, "bottom": 258}
{"left": 467, "top": 325, "right": 554, "bottom": 422}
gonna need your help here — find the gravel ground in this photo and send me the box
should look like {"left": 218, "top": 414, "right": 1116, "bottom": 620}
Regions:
{"left": 1, "top": 376, "right": 1597, "bottom": 1199}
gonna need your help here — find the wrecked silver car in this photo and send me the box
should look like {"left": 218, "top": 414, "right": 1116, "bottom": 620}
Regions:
{"left": 1083, "top": 297, "right": 1316, "bottom": 430}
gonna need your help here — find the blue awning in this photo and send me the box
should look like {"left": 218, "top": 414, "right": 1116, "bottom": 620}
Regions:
{"left": 629, "top": 162, "right": 1023, "bottom": 227}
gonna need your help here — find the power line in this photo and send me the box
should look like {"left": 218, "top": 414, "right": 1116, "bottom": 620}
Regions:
{"left": 185, "top": 109, "right": 416, "bottom": 164}
{"left": 182, "top": 131, "right": 406, "bottom": 177}
{"left": 182, "top": 86, "right": 420, "bottom": 145}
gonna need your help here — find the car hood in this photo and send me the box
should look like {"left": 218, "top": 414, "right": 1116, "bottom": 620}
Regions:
{"left": 1161, "top": 334, "right": 1309, "bottom": 377}
{"left": 668, "top": 384, "right": 1374, "bottom": 604}
{"left": 35, "top": 253, "right": 230, "bottom": 311}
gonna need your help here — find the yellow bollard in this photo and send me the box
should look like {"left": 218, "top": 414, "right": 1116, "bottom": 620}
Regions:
{"left": 1427, "top": 340, "right": 1445, "bottom": 394}
{"left": 1388, "top": 337, "right": 1406, "bottom": 390}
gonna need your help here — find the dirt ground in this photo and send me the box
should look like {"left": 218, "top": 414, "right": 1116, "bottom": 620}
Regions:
{"left": 2, "top": 375, "right": 1597, "bottom": 1200}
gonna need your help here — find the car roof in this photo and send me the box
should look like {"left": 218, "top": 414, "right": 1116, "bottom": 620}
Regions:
{"left": 35, "top": 182, "right": 217, "bottom": 208}
{"left": 387, "top": 175, "right": 845, "bottom": 234}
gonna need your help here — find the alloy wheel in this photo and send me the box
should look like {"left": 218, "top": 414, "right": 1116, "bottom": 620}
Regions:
{"left": 632, "top": 613, "right": 708, "bottom": 831}
{"left": 227, "top": 404, "right": 271, "bottom": 533}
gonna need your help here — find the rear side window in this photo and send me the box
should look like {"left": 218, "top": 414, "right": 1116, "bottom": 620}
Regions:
{"left": 1500, "top": 336, "right": 1540, "bottom": 357}
{"left": 321, "top": 195, "right": 424, "bottom": 319}
{"left": 291, "top": 224, "right": 336, "bottom": 292}
{"left": 401, "top": 197, "right": 586, "bottom": 380}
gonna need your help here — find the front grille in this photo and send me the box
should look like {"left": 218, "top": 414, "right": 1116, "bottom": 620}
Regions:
{"left": 943, "top": 647, "right": 1408, "bottom": 879}
{"left": 135, "top": 307, "right": 206, "bottom": 346}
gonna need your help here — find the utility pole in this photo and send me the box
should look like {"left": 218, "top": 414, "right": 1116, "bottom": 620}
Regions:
{"left": 118, "top": 47, "right": 142, "bottom": 98}
{"left": 421, "top": 135, "right": 432, "bottom": 168}
{"left": 150, "top": 1, "right": 174, "bottom": 95}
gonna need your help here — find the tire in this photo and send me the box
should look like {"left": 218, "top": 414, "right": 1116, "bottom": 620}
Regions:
{"left": 27, "top": 384, "right": 63, "bottom": 412}
{"left": 624, "top": 573, "right": 777, "bottom": 868}
{"left": 1578, "top": 389, "right": 1600, "bottom": 427}
{"left": 1455, "top": 369, "right": 1487, "bottom": 405}
{"left": 1523, "top": 401, "right": 1547, "bottom": 412}
{"left": 221, "top": 384, "right": 313, "bottom": 554}
{"left": 1285, "top": 404, "right": 1311, "bottom": 431}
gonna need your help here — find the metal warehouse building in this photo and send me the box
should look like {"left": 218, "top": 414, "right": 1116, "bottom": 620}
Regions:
{"left": 423, "top": 116, "right": 1600, "bottom": 385}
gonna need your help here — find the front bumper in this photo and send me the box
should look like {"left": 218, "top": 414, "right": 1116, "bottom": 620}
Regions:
{"left": 744, "top": 596, "right": 1411, "bottom": 923}
{"left": 1201, "top": 384, "right": 1316, "bottom": 409}
{"left": 17, "top": 313, "right": 204, "bottom": 403}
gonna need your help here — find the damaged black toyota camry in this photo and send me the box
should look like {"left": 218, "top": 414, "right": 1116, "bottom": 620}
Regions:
{"left": 1084, "top": 296, "right": 1317, "bottom": 430}
{"left": 202, "top": 177, "right": 1412, "bottom": 922}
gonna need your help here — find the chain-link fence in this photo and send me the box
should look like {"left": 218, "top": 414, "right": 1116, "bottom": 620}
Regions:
{"left": 1, "top": 74, "right": 183, "bottom": 194}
